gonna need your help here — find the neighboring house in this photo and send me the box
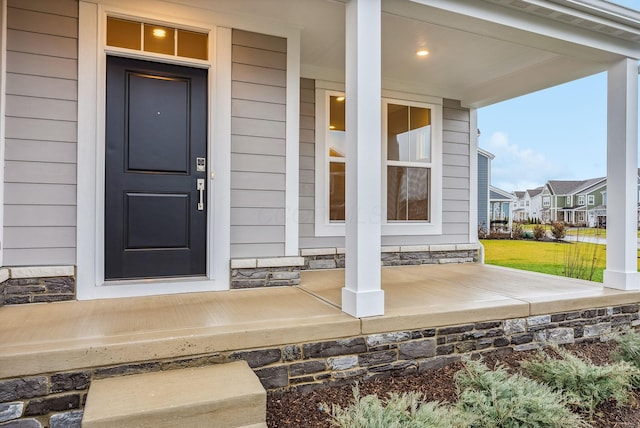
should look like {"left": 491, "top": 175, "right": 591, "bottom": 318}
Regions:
{"left": 512, "top": 191, "right": 526, "bottom": 222}
{"left": 489, "top": 186, "right": 515, "bottom": 231}
{"left": 525, "top": 187, "right": 544, "bottom": 222}
{"left": 573, "top": 178, "right": 607, "bottom": 227}
{"left": 0, "top": 0, "right": 638, "bottom": 319}
{"left": 544, "top": 179, "right": 596, "bottom": 224}
{"left": 477, "top": 148, "right": 495, "bottom": 232}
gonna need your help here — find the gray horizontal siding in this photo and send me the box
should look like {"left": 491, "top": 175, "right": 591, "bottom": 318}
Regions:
{"left": 6, "top": 140, "right": 76, "bottom": 163}
{"left": 230, "top": 29, "right": 287, "bottom": 258}
{"left": 5, "top": 205, "right": 76, "bottom": 227}
{"left": 4, "top": 0, "right": 78, "bottom": 266}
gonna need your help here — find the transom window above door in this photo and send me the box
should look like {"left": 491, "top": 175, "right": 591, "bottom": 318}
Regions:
{"left": 315, "top": 88, "right": 443, "bottom": 236}
{"left": 106, "top": 17, "right": 208, "bottom": 61}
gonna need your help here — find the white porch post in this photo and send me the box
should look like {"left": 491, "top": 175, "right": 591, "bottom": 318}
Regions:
{"left": 604, "top": 58, "right": 640, "bottom": 290}
{"left": 342, "top": 0, "right": 384, "bottom": 318}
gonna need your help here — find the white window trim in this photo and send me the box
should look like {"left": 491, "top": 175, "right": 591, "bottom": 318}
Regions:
{"left": 567, "top": 195, "right": 573, "bottom": 206}
{"left": 588, "top": 194, "right": 595, "bottom": 205}
{"left": 543, "top": 196, "right": 550, "bottom": 207}
{"left": 578, "top": 195, "right": 585, "bottom": 205}
{"left": 314, "top": 83, "right": 443, "bottom": 237}
{"left": 77, "top": 1, "right": 301, "bottom": 299}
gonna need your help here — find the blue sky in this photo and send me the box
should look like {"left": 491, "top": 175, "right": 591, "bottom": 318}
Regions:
{"left": 478, "top": 0, "right": 640, "bottom": 193}
{"left": 478, "top": 72, "right": 609, "bottom": 192}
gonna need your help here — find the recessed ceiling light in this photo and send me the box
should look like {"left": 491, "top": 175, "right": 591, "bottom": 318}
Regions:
{"left": 152, "top": 28, "right": 167, "bottom": 38}
{"left": 336, "top": 96, "right": 345, "bottom": 102}
{"left": 329, "top": 125, "right": 336, "bottom": 130}
{"left": 416, "top": 49, "right": 429, "bottom": 57}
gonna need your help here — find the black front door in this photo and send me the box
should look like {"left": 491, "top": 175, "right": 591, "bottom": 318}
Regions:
{"left": 105, "top": 56, "right": 207, "bottom": 280}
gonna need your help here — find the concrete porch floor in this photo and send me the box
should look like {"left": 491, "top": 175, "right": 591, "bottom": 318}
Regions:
{"left": 2, "top": 264, "right": 640, "bottom": 379}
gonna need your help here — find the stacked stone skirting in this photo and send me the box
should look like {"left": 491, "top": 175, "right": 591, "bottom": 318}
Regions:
{"left": 0, "top": 267, "right": 76, "bottom": 306}
{"left": 2, "top": 303, "right": 638, "bottom": 427}
{"left": 230, "top": 244, "right": 479, "bottom": 289}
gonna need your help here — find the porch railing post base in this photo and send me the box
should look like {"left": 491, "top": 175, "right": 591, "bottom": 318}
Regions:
{"left": 603, "top": 270, "right": 640, "bottom": 291}
{"left": 341, "top": 288, "right": 384, "bottom": 318}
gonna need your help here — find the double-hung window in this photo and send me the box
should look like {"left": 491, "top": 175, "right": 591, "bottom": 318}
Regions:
{"left": 588, "top": 195, "right": 595, "bottom": 205}
{"left": 384, "top": 100, "right": 433, "bottom": 222}
{"left": 315, "top": 88, "right": 442, "bottom": 236}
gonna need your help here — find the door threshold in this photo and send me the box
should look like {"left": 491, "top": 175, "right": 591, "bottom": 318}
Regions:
{"left": 103, "top": 276, "right": 209, "bottom": 287}
{"left": 78, "top": 277, "right": 228, "bottom": 300}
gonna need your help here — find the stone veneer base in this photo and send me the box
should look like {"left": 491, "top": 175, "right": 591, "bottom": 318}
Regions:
{"left": 0, "top": 303, "right": 637, "bottom": 427}
{"left": 2, "top": 277, "right": 75, "bottom": 306}
{"left": 230, "top": 248, "right": 479, "bottom": 289}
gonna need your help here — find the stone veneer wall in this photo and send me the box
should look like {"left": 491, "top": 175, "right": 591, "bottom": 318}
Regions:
{"left": 0, "top": 267, "right": 76, "bottom": 306}
{"left": 230, "top": 245, "right": 479, "bottom": 289}
{"left": 1, "top": 303, "right": 638, "bottom": 427}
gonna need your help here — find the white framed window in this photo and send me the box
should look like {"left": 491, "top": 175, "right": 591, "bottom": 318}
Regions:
{"left": 314, "top": 87, "right": 442, "bottom": 236}
{"left": 588, "top": 195, "right": 595, "bottom": 205}
{"left": 602, "top": 191, "right": 607, "bottom": 206}
{"left": 543, "top": 196, "right": 550, "bottom": 207}
{"left": 566, "top": 195, "right": 573, "bottom": 206}
{"left": 578, "top": 195, "right": 585, "bottom": 206}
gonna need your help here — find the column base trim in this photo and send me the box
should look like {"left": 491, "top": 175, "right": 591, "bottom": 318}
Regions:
{"left": 341, "top": 287, "right": 384, "bottom": 318}
{"left": 604, "top": 269, "right": 640, "bottom": 290}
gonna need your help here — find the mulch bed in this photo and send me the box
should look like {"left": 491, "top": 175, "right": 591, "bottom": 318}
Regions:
{"left": 267, "top": 341, "right": 640, "bottom": 427}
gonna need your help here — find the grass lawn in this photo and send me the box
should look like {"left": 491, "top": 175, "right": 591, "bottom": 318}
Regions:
{"left": 518, "top": 225, "right": 640, "bottom": 238}
{"left": 565, "top": 227, "right": 607, "bottom": 237}
{"left": 481, "top": 239, "right": 611, "bottom": 282}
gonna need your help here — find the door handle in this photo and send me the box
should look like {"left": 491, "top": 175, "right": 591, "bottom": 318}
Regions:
{"left": 197, "top": 179, "right": 205, "bottom": 211}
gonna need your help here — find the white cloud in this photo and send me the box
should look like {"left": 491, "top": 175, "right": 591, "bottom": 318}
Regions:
{"left": 483, "top": 131, "right": 561, "bottom": 193}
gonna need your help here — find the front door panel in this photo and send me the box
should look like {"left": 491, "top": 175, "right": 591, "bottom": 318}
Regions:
{"left": 105, "top": 56, "right": 207, "bottom": 280}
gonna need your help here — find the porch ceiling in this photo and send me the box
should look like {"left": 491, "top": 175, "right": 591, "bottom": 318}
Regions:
{"left": 171, "top": 0, "right": 640, "bottom": 107}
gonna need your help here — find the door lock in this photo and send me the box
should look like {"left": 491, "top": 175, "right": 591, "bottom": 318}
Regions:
{"left": 197, "top": 179, "right": 205, "bottom": 211}
{"left": 196, "top": 157, "right": 206, "bottom": 172}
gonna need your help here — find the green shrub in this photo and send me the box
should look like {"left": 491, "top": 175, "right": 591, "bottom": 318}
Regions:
{"left": 454, "top": 358, "right": 588, "bottom": 427}
{"left": 533, "top": 224, "right": 546, "bottom": 241}
{"left": 521, "top": 348, "right": 636, "bottom": 416}
{"left": 613, "top": 329, "right": 640, "bottom": 387}
{"left": 325, "top": 386, "right": 473, "bottom": 428}
{"left": 550, "top": 222, "right": 566, "bottom": 240}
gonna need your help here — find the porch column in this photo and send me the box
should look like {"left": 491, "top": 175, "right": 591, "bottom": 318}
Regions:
{"left": 342, "top": 0, "right": 384, "bottom": 317}
{"left": 603, "top": 58, "right": 640, "bottom": 290}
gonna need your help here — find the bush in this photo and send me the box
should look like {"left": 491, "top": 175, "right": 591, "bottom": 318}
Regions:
{"left": 613, "top": 329, "right": 640, "bottom": 387}
{"left": 550, "top": 222, "right": 566, "bottom": 240}
{"left": 511, "top": 222, "right": 524, "bottom": 240}
{"left": 533, "top": 224, "right": 546, "bottom": 241}
{"left": 562, "top": 240, "right": 602, "bottom": 281}
{"left": 521, "top": 348, "right": 637, "bottom": 416}
{"left": 325, "top": 386, "right": 473, "bottom": 428}
{"left": 454, "top": 359, "right": 588, "bottom": 427}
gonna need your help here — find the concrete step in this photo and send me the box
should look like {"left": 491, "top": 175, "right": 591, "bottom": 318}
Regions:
{"left": 82, "top": 361, "right": 266, "bottom": 428}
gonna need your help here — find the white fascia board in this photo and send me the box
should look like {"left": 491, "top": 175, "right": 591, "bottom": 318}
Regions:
{"left": 477, "top": 147, "right": 495, "bottom": 160}
{"left": 404, "top": 0, "right": 640, "bottom": 57}
{"left": 490, "top": 185, "right": 517, "bottom": 200}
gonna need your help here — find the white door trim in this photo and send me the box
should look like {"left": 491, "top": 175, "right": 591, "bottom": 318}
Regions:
{"left": 77, "top": 1, "right": 231, "bottom": 299}
{"left": 77, "top": 0, "right": 301, "bottom": 299}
